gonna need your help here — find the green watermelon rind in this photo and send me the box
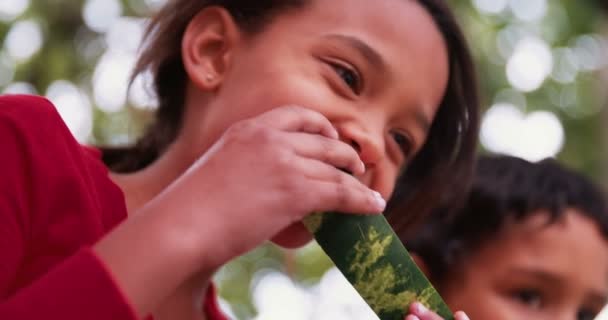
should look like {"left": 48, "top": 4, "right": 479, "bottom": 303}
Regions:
{"left": 303, "top": 212, "right": 454, "bottom": 320}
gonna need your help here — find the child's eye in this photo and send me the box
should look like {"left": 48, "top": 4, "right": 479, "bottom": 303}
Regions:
{"left": 391, "top": 131, "right": 413, "bottom": 157}
{"left": 329, "top": 62, "right": 361, "bottom": 94}
{"left": 512, "top": 289, "right": 543, "bottom": 309}
{"left": 577, "top": 308, "right": 597, "bottom": 320}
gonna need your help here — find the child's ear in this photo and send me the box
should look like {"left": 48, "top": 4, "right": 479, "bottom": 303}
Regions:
{"left": 182, "top": 6, "right": 241, "bottom": 91}
{"left": 411, "top": 252, "right": 432, "bottom": 279}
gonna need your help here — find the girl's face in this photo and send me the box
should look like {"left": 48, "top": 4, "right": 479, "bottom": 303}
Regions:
{"left": 185, "top": 0, "right": 449, "bottom": 247}
{"left": 441, "top": 211, "right": 608, "bottom": 320}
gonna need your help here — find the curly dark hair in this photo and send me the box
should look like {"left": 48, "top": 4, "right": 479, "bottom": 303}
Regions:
{"left": 400, "top": 155, "right": 608, "bottom": 287}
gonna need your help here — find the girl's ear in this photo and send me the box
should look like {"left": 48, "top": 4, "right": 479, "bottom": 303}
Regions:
{"left": 411, "top": 252, "right": 432, "bottom": 279}
{"left": 182, "top": 6, "right": 241, "bottom": 91}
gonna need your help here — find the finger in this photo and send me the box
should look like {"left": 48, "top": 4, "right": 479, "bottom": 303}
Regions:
{"left": 289, "top": 158, "right": 385, "bottom": 214}
{"left": 256, "top": 105, "right": 338, "bottom": 139}
{"left": 310, "top": 180, "right": 386, "bottom": 215}
{"left": 408, "top": 303, "right": 444, "bottom": 320}
{"left": 288, "top": 132, "right": 364, "bottom": 175}
{"left": 454, "top": 311, "right": 470, "bottom": 320}
{"left": 284, "top": 157, "right": 385, "bottom": 214}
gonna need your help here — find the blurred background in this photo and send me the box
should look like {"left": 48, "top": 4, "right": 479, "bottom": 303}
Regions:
{"left": 1, "top": 0, "right": 608, "bottom": 318}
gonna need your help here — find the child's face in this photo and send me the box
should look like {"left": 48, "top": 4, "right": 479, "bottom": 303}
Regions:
{"left": 441, "top": 210, "right": 608, "bottom": 320}
{"left": 191, "top": 0, "right": 449, "bottom": 247}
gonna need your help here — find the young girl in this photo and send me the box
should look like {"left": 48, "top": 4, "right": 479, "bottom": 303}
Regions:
{"left": 0, "top": 0, "right": 478, "bottom": 319}
{"left": 401, "top": 155, "right": 608, "bottom": 320}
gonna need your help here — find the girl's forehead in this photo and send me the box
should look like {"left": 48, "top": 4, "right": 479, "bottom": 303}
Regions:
{"left": 267, "top": 0, "right": 433, "bottom": 38}
{"left": 265, "top": 0, "right": 449, "bottom": 111}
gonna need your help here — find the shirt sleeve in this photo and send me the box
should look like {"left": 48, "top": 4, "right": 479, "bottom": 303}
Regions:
{"left": 0, "top": 249, "right": 139, "bottom": 319}
{"left": 0, "top": 95, "right": 139, "bottom": 320}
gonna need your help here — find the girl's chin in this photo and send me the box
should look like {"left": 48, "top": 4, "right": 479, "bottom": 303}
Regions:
{"left": 270, "top": 221, "right": 314, "bottom": 249}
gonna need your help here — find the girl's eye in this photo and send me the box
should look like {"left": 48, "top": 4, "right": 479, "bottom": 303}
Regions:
{"left": 329, "top": 62, "right": 361, "bottom": 94}
{"left": 391, "top": 131, "right": 412, "bottom": 157}
{"left": 512, "top": 289, "right": 543, "bottom": 309}
{"left": 577, "top": 309, "right": 597, "bottom": 320}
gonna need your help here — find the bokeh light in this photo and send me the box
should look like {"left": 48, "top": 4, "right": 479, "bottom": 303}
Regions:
{"left": 144, "top": 0, "right": 168, "bottom": 11}
{"left": 481, "top": 103, "right": 564, "bottom": 162}
{"left": 45, "top": 80, "right": 93, "bottom": 142}
{"left": 129, "top": 70, "right": 158, "bottom": 110}
{"left": 0, "top": 0, "right": 29, "bottom": 22}
{"left": 551, "top": 48, "right": 579, "bottom": 84}
{"left": 0, "top": 54, "right": 15, "bottom": 87}
{"left": 92, "top": 17, "right": 146, "bottom": 112}
{"left": 2, "top": 82, "right": 37, "bottom": 95}
{"left": 82, "top": 0, "right": 123, "bottom": 33}
{"left": 251, "top": 267, "right": 378, "bottom": 320}
{"left": 572, "top": 34, "right": 608, "bottom": 72}
{"left": 472, "top": 0, "right": 508, "bottom": 15}
{"left": 252, "top": 270, "right": 311, "bottom": 320}
{"left": 4, "top": 19, "right": 43, "bottom": 62}
{"left": 93, "top": 51, "right": 136, "bottom": 113}
{"left": 506, "top": 36, "right": 553, "bottom": 92}
{"left": 508, "top": 0, "right": 547, "bottom": 22}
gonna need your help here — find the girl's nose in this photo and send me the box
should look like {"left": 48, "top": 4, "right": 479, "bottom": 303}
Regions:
{"left": 340, "top": 124, "right": 384, "bottom": 172}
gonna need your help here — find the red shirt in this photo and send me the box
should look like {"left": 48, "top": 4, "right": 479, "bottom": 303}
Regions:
{"left": 0, "top": 94, "right": 227, "bottom": 320}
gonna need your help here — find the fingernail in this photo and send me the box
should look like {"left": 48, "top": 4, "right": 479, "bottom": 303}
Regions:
{"left": 455, "top": 311, "right": 470, "bottom": 320}
{"left": 372, "top": 191, "right": 386, "bottom": 210}
{"left": 414, "top": 302, "right": 428, "bottom": 315}
{"left": 360, "top": 160, "right": 366, "bottom": 173}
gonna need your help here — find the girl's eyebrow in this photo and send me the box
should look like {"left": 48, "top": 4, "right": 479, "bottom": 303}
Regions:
{"left": 322, "top": 34, "right": 388, "bottom": 73}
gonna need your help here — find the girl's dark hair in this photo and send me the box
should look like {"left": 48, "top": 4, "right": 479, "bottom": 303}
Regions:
{"left": 385, "top": 0, "right": 479, "bottom": 233}
{"left": 102, "top": 0, "right": 308, "bottom": 170}
{"left": 102, "top": 0, "right": 480, "bottom": 231}
{"left": 402, "top": 155, "right": 608, "bottom": 288}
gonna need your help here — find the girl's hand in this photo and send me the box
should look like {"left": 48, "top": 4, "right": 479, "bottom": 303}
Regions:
{"left": 95, "top": 105, "right": 384, "bottom": 318}
{"left": 406, "top": 303, "right": 470, "bottom": 320}
{"left": 154, "top": 105, "right": 385, "bottom": 270}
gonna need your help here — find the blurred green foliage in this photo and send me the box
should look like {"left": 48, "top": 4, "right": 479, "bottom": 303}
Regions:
{"left": 451, "top": 0, "right": 608, "bottom": 180}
